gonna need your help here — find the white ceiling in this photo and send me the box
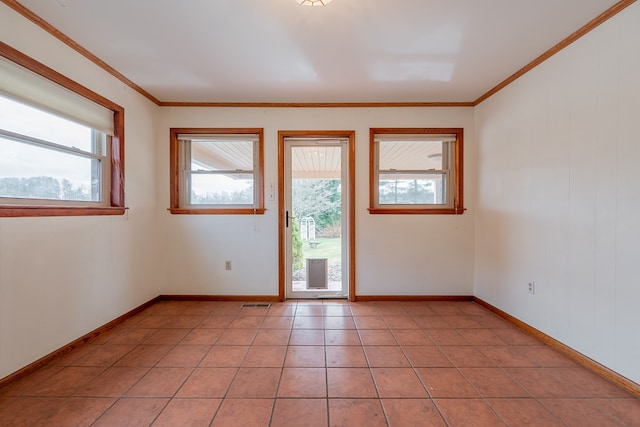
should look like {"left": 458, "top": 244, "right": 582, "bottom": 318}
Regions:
{"left": 16, "top": 0, "right": 621, "bottom": 104}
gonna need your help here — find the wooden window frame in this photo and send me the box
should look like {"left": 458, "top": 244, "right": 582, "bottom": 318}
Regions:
{"left": 369, "top": 127, "right": 464, "bottom": 215}
{"left": 0, "top": 42, "right": 125, "bottom": 218}
{"left": 169, "top": 128, "right": 265, "bottom": 215}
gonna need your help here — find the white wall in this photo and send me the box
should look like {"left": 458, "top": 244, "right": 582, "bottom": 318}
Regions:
{"left": 0, "top": 4, "right": 476, "bottom": 379}
{"left": 3, "top": 0, "right": 637, "bottom": 387}
{"left": 157, "top": 107, "right": 476, "bottom": 297}
{"left": 474, "top": 3, "right": 640, "bottom": 383}
{"left": 0, "top": 4, "right": 162, "bottom": 379}
{"left": 0, "top": 3, "right": 476, "bottom": 379}
{"left": 10, "top": 0, "right": 637, "bottom": 389}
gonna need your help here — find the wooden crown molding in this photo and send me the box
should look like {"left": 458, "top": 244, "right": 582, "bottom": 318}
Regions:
{"left": 158, "top": 101, "right": 474, "bottom": 108}
{"left": 473, "top": 0, "right": 637, "bottom": 105}
{"left": 0, "top": 0, "right": 160, "bottom": 105}
{"left": 2, "top": 0, "right": 636, "bottom": 107}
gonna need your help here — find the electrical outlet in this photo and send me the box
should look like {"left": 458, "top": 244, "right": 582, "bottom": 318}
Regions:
{"left": 225, "top": 260, "right": 232, "bottom": 270}
{"left": 528, "top": 281, "right": 535, "bottom": 295}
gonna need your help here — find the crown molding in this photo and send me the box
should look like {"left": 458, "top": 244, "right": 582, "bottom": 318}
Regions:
{"left": 2, "top": 0, "right": 636, "bottom": 107}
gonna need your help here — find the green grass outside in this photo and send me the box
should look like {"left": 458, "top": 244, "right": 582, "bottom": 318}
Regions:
{"left": 302, "top": 237, "right": 341, "bottom": 261}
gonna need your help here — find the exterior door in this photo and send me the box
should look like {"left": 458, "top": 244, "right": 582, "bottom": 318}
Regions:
{"left": 278, "top": 131, "right": 354, "bottom": 300}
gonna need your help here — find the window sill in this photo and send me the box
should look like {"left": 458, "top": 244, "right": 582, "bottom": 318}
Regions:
{"left": 368, "top": 207, "right": 465, "bottom": 215}
{"left": 0, "top": 206, "right": 127, "bottom": 217}
{"left": 169, "top": 208, "right": 266, "bottom": 215}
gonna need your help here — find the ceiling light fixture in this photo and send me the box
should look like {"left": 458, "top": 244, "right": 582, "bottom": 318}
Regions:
{"left": 297, "top": 0, "right": 332, "bottom": 6}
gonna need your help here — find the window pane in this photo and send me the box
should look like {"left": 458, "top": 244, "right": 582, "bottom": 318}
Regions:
{"left": 378, "top": 174, "right": 445, "bottom": 205}
{"left": 0, "top": 94, "right": 94, "bottom": 152}
{"left": 191, "top": 139, "right": 253, "bottom": 171}
{"left": 379, "top": 140, "right": 443, "bottom": 170}
{"left": 0, "top": 136, "right": 99, "bottom": 201}
{"left": 190, "top": 173, "right": 254, "bottom": 205}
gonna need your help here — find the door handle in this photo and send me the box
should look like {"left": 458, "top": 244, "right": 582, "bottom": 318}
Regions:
{"left": 286, "top": 211, "right": 295, "bottom": 227}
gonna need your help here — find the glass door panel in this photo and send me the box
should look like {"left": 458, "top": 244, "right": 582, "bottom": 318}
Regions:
{"left": 285, "top": 141, "right": 348, "bottom": 299}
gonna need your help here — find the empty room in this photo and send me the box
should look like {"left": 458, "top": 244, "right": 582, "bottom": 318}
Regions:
{"left": 0, "top": 0, "right": 639, "bottom": 425}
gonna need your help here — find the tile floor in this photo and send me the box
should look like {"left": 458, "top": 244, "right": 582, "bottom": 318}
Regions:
{"left": 0, "top": 300, "right": 638, "bottom": 426}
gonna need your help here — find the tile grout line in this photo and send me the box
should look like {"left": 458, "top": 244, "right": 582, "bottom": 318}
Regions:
{"left": 2, "top": 300, "right": 637, "bottom": 426}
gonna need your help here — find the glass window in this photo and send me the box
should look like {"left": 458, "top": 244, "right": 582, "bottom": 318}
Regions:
{"left": 0, "top": 44, "right": 124, "bottom": 216}
{"left": 169, "top": 129, "right": 265, "bottom": 214}
{"left": 370, "top": 128, "right": 464, "bottom": 214}
{"left": 0, "top": 95, "right": 105, "bottom": 203}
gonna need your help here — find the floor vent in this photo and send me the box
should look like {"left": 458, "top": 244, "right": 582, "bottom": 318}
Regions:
{"left": 241, "top": 303, "right": 271, "bottom": 308}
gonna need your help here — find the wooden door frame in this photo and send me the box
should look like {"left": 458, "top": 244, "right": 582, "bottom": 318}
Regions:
{"left": 278, "top": 130, "right": 356, "bottom": 301}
